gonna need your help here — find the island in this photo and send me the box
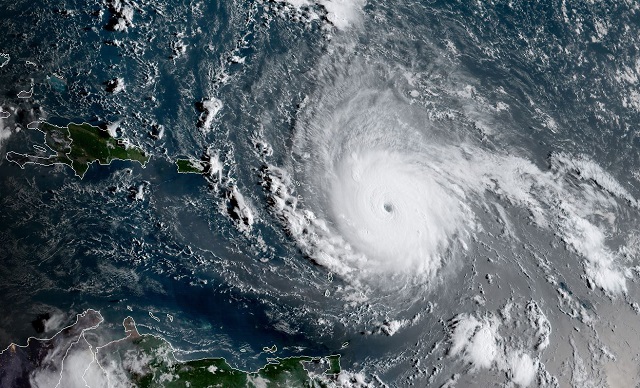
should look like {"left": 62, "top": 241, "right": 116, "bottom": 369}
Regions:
{"left": 0, "top": 309, "right": 344, "bottom": 387}
{"left": 175, "top": 158, "right": 207, "bottom": 174}
{"left": 6, "top": 121, "right": 149, "bottom": 178}
{"left": 129, "top": 335, "right": 342, "bottom": 387}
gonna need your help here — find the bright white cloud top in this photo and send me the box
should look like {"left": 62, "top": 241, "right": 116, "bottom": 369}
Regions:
{"left": 259, "top": 61, "right": 635, "bottom": 301}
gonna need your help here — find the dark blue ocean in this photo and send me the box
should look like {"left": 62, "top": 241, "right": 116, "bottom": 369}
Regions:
{"left": 1, "top": 0, "right": 640, "bottom": 386}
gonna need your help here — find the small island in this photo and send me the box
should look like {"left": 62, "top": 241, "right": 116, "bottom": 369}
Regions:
{"left": 175, "top": 158, "right": 206, "bottom": 174}
{"left": 6, "top": 121, "right": 149, "bottom": 178}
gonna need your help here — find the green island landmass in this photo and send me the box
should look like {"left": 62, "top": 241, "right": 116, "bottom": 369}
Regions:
{"left": 176, "top": 158, "right": 206, "bottom": 174}
{"left": 127, "top": 334, "right": 341, "bottom": 387}
{"left": 0, "top": 310, "right": 344, "bottom": 387}
{"left": 105, "top": 319, "right": 343, "bottom": 387}
{"left": 6, "top": 121, "right": 149, "bottom": 177}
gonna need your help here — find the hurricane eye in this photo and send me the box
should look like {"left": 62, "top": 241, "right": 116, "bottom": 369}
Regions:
{"left": 383, "top": 202, "right": 394, "bottom": 213}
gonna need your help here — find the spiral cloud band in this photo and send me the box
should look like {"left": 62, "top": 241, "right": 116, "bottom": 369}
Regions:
{"left": 329, "top": 148, "right": 464, "bottom": 275}
{"left": 268, "top": 83, "right": 477, "bottom": 282}
{"left": 260, "top": 63, "right": 634, "bottom": 296}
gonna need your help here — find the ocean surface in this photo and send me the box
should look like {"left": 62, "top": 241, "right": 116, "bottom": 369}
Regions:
{"left": 1, "top": 0, "right": 640, "bottom": 386}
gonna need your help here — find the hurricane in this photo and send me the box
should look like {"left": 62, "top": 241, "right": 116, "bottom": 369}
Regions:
{"left": 262, "top": 56, "right": 632, "bottom": 297}
{"left": 251, "top": 19, "right": 640, "bottom": 383}
{"left": 2, "top": 0, "right": 640, "bottom": 386}
{"left": 274, "top": 79, "right": 473, "bottom": 280}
